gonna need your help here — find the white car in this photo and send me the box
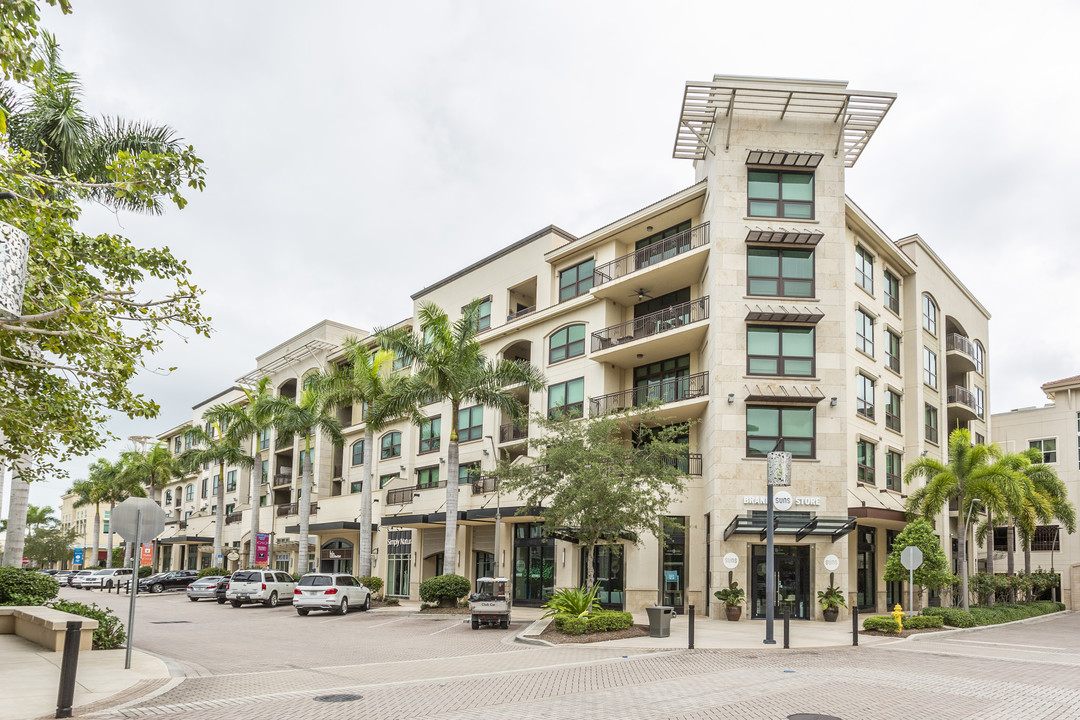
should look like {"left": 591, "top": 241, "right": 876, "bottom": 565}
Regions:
{"left": 81, "top": 567, "right": 134, "bottom": 590}
{"left": 226, "top": 569, "right": 296, "bottom": 608}
{"left": 69, "top": 570, "right": 97, "bottom": 589}
{"left": 294, "top": 573, "right": 372, "bottom": 616}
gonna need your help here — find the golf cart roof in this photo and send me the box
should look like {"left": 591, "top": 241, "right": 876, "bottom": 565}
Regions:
{"left": 477, "top": 577, "right": 508, "bottom": 583}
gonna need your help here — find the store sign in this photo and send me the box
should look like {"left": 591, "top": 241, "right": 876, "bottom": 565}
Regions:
{"left": 722, "top": 552, "right": 739, "bottom": 569}
{"left": 823, "top": 554, "right": 840, "bottom": 571}
{"left": 387, "top": 529, "right": 412, "bottom": 556}
{"left": 742, "top": 495, "right": 823, "bottom": 508}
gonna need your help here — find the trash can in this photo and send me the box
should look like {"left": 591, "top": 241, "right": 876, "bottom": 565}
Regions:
{"left": 645, "top": 606, "right": 673, "bottom": 638}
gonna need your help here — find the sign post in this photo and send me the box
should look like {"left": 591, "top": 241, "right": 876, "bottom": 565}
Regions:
{"left": 764, "top": 451, "right": 791, "bottom": 645}
{"left": 111, "top": 497, "right": 166, "bottom": 669}
{"left": 900, "top": 545, "right": 924, "bottom": 614}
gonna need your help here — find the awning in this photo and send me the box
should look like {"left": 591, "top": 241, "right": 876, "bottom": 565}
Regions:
{"left": 745, "top": 305, "right": 824, "bottom": 323}
{"left": 157, "top": 536, "right": 212, "bottom": 545}
{"left": 465, "top": 505, "right": 537, "bottom": 522}
{"left": 848, "top": 485, "right": 908, "bottom": 523}
{"left": 745, "top": 229, "right": 823, "bottom": 246}
{"left": 745, "top": 150, "right": 823, "bottom": 168}
{"left": 549, "top": 528, "right": 638, "bottom": 544}
{"left": 283, "top": 521, "right": 378, "bottom": 534}
{"left": 380, "top": 514, "right": 428, "bottom": 527}
{"left": 425, "top": 511, "right": 468, "bottom": 525}
{"left": 744, "top": 383, "right": 826, "bottom": 404}
{"left": 723, "top": 514, "right": 856, "bottom": 542}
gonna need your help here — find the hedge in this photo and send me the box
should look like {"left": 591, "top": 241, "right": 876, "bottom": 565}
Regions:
{"left": 862, "top": 615, "right": 901, "bottom": 633}
{"left": 138, "top": 566, "right": 155, "bottom": 578}
{"left": 46, "top": 599, "right": 126, "bottom": 650}
{"left": 921, "top": 607, "right": 976, "bottom": 628}
{"left": 903, "top": 615, "right": 943, "bottom": 629}
{"left": 0, "top": 567, "right": 59, "bottom": 606}
{"left": 922, "top": 601, "right": 1063, "bottom": 628}
{"left": 553, "top": 609, "right": 634, "bottom": 635}
{"left": 419, "top": 574, "right": 470, "bottom": 606}
{"left": 197, "top": 567, "right": 228, "bottom": 579}
{"left": 358, "top": 576, "right": 383, "bottom": 593}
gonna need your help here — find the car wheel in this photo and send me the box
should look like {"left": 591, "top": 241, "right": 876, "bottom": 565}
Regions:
{"left": 337, "top": 597, "right": 348, "bottom": 615}
{"left": 296, "top": 608, "right": 309, "bottom": 616}
{"left": 231, "top": 600, "right": 242, "bottom": 608}
{"left": 361, "top": 594, "right": 370, "bottom": 611}
{"left": 150, "top": 584, "right": 164, "bottom": 594}
{"left": 264, "top": 591, "right": 278, "bottom": 608}
{"left": 471, "top": 617, "right": 480, "bottom": 630}
{"left": 500, "top": 619, "right": 509, "bottom": 630}
{"left": 189, "top": 597, "right": 199, "bottom": 602}
{"left": 217, "top": 598, "right": 226, "bottom": 605}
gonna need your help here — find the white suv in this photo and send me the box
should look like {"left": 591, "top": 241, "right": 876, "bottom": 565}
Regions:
{"left": 69, "top": 570, "right": 96, "bottom": 588}
{"left": 226, "top": 570, "right": 296, "bottom": 608}
{"left": 294, "top": 573, "right": 372, "bottom": 616}
{"left": 81, "top": 567, "right": 134, "bottom": 590}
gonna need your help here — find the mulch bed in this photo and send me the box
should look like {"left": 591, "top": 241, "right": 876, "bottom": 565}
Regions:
{"left": 419, "top": 606, "right": 471, "bottom": 615}
{"left": 540, "top": 623, "right": 651, "bottom": 644}
{"left": 860, "top": 626, "right": 950, "bottom": 638}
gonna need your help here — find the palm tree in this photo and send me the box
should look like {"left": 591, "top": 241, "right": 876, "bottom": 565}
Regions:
{"left": 24, "top": 504, "right": 57, "bottom": 534}
{"left": 204, "top": 378, "right": 276, "bottom": 568}
{"left": 2, "top": 454, "right": 32, "bottom": 568}
{"left": 319, "top": 342, "right": 406, "bottom": 578}
{"left": 904, "top": 428, "right": 1012, "bottom": 611}
{"left": 268, "top": 383, "right": 343, "bottom": 576}
{"left": 179, "top": 425, "right": 253, "bottom": 568}
{"left": 122, "top": 443, "right": 183, "bottom": 507}
{"left": 71, "top": 474, "right": 107, "bottom": 568}
{"left": 1017, "top": 451, "right": 1076, "bottom": 576}
{"left": 378, "top": 300, "right": 544, "bottom": 576}
{"left": 85, "top": 458, "right": 126, "bottom": 568}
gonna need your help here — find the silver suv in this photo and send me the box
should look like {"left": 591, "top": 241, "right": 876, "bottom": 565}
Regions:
{"left": 226, "top": 570, "right": 296, "bottom": 608}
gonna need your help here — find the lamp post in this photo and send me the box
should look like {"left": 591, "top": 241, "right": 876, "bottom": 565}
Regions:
{"left": 764, "top": 451, "right": 792, "bottom": 645}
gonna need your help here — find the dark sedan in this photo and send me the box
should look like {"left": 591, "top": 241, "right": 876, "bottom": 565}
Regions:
{"left": 139, "top": 570, "right": 198, "bottom": 594}
{"left": 214, "top": 576, "right": 230, "bottom": 604}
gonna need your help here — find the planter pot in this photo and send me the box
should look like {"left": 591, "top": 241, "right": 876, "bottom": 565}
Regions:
{"left": 725, "top": 605, "right": 742, "bottom": 621}
{"left": 822, "top": 606, "right": 839, "bottom": 622}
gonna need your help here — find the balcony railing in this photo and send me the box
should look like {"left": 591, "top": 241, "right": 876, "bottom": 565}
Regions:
{"left": 593, "top": 222, "right": 709, "bottom": 286}
{"left": 472, "top": 476, "right": 500, "bottom": 494}
{"left": 179, "top": 520, "right": 188, "bottom": 530}
{"left": 946, "top": 333, "right": 976, "bottom": 358}
{"left": 592, "top": 297, "right": 709, "bottom": 352}
{"left": 499, "top": 422, "right": 528, "bottom": 444}
{"left": 386, "top": 487, "right": 414, "bottom": 505}
{"left": 660, "top": 453, "right": 703, "bottom": 476}
{"left": 225, "top": 512, "right": 242, "bottom": 524}
{"left": 272, "top": 473, "right": 292, "bottom": 488}
{"left": 507, "top": 305, "right": 535, "bottom": 322}
{"left": 277, "top": 502, "right": 317, "bottom": 517}
{"left": 947, "top": 385, "right": 982, "bottom": 417}
{"left": 589, "top": 372, "right": 709, "bottom": 416}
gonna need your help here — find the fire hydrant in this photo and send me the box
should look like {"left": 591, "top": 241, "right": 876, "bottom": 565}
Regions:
{"left": 892, "top": 603, "right": 905, "bottom": 632}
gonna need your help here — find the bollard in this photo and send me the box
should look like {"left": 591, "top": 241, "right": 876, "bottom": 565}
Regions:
{"left": 783, "top": 604, "right": 790, "bottom": 649}
{"left": 55, "top": 621, "right": 82, "bottom": 718}
{"left": 852, "top": 605, "right": 859, "bottom": 646}
{"left": 688, "top": 604, "right": 695, "bottom": 650}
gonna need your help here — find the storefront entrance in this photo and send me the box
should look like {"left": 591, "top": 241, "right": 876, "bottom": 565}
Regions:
{"left": 580, "top": 546, "right": 624, "bottom": 609}
{"left": 513, "top": 523, "right": 554, "bottom": 606}
{"left": 386, "top": 529, "right": 411, "bottom": 597}
{"left": 319, "top": 539, "right": 353, "bottom": 574}
{"left": 751, "top": 544, "right": 811, "bottom": 620}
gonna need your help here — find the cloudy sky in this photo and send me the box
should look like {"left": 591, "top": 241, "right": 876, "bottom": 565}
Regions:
{"left": 12, "top": 0, "right": 1079, "bottom": 515}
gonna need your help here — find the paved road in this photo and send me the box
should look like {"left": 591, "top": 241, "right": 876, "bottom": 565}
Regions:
{"left": 66, "top": 588, "right": 1080, "bottom": 719}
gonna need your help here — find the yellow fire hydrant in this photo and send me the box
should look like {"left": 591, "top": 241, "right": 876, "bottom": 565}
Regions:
{"left": 892, "top": 603, "right": 905, "bottom": 632}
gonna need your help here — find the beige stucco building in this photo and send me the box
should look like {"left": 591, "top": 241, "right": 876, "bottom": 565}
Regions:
{"left": 134, "top": 74, "right": 996, "bottom": 620}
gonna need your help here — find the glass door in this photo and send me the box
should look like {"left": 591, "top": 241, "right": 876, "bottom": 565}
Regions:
{"left": 580, "top": 546, "right": 624, "bottom": 609}
{"left": 751, "top": 545, "right": 811, "bottom": 620}
{"left": 387, "top": 555, "right": 410, "bottom": 597}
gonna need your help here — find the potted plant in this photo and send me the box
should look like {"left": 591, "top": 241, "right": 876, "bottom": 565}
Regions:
{"left": 714, "top": 581, "right": 745, "bottom": 621}
{"left": 817, "top": 586, "right": 846, "bottom": 622}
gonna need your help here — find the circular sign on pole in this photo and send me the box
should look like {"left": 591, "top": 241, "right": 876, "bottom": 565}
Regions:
{"left": 823, "top": 554, "right": 840, "bottom": 572}
{"left": 900, "top": 546, "right": 924, "bottom": 571}
{"left": 722, "top": 552, "right": 739, "bottom": 569}
{"left": 766, "top": 451, "right": 792, "bottom": 486}
{"left": 227, "top": 551, "right": 240, "bottom": 562}
{"left": 773, "top": 490, "right": 794, "bottom": 512}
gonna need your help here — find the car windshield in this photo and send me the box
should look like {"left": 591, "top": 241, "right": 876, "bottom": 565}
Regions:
{"left": 231, "top": 571, "right": 260, "bottom": 582}
{"left": 298, "top": 576, "right": 332, "bottom": 587}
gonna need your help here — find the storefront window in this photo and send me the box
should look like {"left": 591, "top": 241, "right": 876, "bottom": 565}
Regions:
{"left": 857, "top": 527, "right": 877, "bottom": 611}
{"left": 662, "top": 516, "right": 686, "bottom": 608}
{"left": 386, "top": 530, "right": 411, "bottom": 597}
{"left": 513, "top": 523, "right": 554, "bottom": 605}
{"left": 580, "top": 546, "right": 624, "bottom": 609}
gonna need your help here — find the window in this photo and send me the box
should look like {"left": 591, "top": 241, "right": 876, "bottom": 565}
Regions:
{"left": 747, "top": 170, "right": 814, "bottom": 219}
{"left": 260, "top": 428, "right": 270, "bottom": 451}
{"left": 351, "top": 440, "right": 365, "bottom": 466}
{"left": 1031, "top": 525, "right": 1061, "bottom": 552}
{"left": 419, "top": 417, "right": 441, "bottom": 454}
{"left": 201, "top": 478, "right": 208, "bottom": 499}
{"left": 747, "top": 247, "right": 814, "bottom": 298}
{"left": 227, "top": 470, "right": 236, "bottom": 492}
{"left": 165, "top": 489, "right": 173, "bottom": 505}
{"left": 184, "top": 433, "right": 192, "bottom": 451}
{"left": 210, "top": 505, "right": 217, "bottom": 515}
{"left": 974, "top": 386, "right": 984, "bottom": 418}
{"left": 857, "top": 439, "right": 875, "bottom": 484}
{"left": 185, "top": 484, "right": 194, "bottom": 502}
{"left": 923, "top": 347, "right": 938, "bottom": 388}
{"left": 298, "top": 448, "right": 313, "bottom": 472}
{"left": 746, "top": 326, "right": 815, "bottom": 377}
{"left": 261, "top": 460, "right": 268, "bottom": 483}
{"left": 746, "top": 406, "right": 815, "bottom": 458}
{"left": 458, "top": 462, "right": 481, "bottom": 485}
{"left": 380, "top": 432, "right": 402, "bottom": 459}
{"left": 884, "top": 389, "right": 901, "bottom": 432}
{"left": 855, "top": 246, "right": 874, "bottom": 294}
{"left": 1029, "top": 438, "right": 1057, "bottom": 464}
{"left": 457, "top": 405, "right": 483, "bottom": 443}
{"left": 379, "top": 473, "right": 398, "bottom": 488}
{"left": 885, "top": 450, "right": 902, "bottom": 490}
{"left": 559, "top": 259, "right": 595, "bottom": 302}
{"left": 925, "top": 404, "right": 938, "bottom": 444}
{"left": 975, "top": 433, "right": 985, "bottom": 446}
{"left": 548, "top": 378, "right": 585, "bottom": 418}
{"left": 549, "top": 324, "right": 586, "bottom": 364}
{"left": 635, "top": 220, "right": 692, "bottom": 268}
{"left": 856, "top": 375, "right": 875, "bottom": 420}
{"left": 212, "top": 475, "right": 221, "bottom": 494}
{"left": 974, "top": 341, "right": 984, "bottom": 374}
{"left": 884, "top": 270, "right": 899, "bottom": 313}
{"left": 417, "top": 466, "right": 440, "bottom": 489}
{"left": 633, "top": 354, "right": 691, "bottom": 405}
{"left": 856, "top": 310, "right": 874, "bottom": 356}
{"left": 174, "top": 437, "right": 181, "bottom": 453}
{"left": 465, "top": 297, "right": 491, "bottom": 332}
{"left": 350, "top": 479, "right": 363, "bottom": 494}
{"left": 922, "top": 294, "right": 937, "bottom": 335}
{"left": 885, "top": 330, "right": 900, "bottom": 373}
{"left": 392, "top": 352, "right": 411, "bottom": 371}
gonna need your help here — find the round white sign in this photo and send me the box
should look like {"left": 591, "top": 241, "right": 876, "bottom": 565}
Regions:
{"left": 722, "top": 552, "right": 739, "bottom": 569}
{"left": 823, "top": 554, "right": 840, "bottom": 572}
{"left": 773, "top": 490, "right": 794, "bottom": 512}
{"left": 227, "top": 551, "right": 240, "bottom": 562}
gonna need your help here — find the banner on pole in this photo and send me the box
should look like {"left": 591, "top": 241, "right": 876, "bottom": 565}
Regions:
{"left": 140, "top": 543, "right": 153, "bottom": 567}
{"left": 255, "top": 533, "right": 270, "bottom": 566}
{"left": 73, "top": 548, "right": 84, "bottom": 566}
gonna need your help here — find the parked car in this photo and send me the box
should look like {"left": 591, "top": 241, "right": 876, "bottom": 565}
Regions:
{"left": 53, "top": 571, "right": 74, "bottom": 584}
{"left": 81, "top": 567, "right": 134, "bottom": 590}
{"left": 69, "top": 570, "right": 96, "bottom": 589}
{"left": 139, "top": 570, "right": 198, "bottom": 594}
{"left": 186, "top": 576, "right": 224, "bottom": 602}
{"left": 37, "top": 569, "right": 58, "bottom": 576}
{"left": 214, "top": 577, "right": 230, "bottom": 604}
{"left": 226, "top": 569, "right": 296, "bottom": 608}
{"left": 294, "top": 573, "right": 371, "bottom": 616}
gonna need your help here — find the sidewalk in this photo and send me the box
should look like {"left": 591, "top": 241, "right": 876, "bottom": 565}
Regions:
{"left": 0, "top": 634, "right": 171, "bottom": 720}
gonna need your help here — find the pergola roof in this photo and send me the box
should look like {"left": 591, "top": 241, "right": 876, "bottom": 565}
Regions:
{"left": 235, "top": 339, "right": 339, "bottom": 386}
{"left": 723, "top": 513, "right": 856, "bottom": 543}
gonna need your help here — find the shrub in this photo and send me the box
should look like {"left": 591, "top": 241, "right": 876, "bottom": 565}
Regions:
{"left": 197, "top": 567, "right": 227, "bottom": 579}
{"left": 384, "top": 597, "right": 400, "bottom": 606}
{"left": 358, "top": 576, "right": 383, "bottom": 593}
{"left": 0, "top": 567, "right": 59, "bottom": 606}
{"left": 418, "top": 574, "right": 470, "bottom": 606}
{"left": 46, "top": 599, "right": 126, "bottom": 650}
{"left": 922, "top": 607, "right": 976, "bottom": 628}
{"left": 586, "top": 609, "right": 633, "bottom": 632}
{"left": 904, "top": 615, "right": 943, "bottom": 629}
{"left": 542, "top": 586, "right": 600, "bottom": 618}
{"left": 552, "top": 613, "right": 588, "bottom": 635}
{"left": 138, "top": 566, "right": 155, "bottom": 578}
{"left": 862, "top": 615, "right": 901, "bottom": 633}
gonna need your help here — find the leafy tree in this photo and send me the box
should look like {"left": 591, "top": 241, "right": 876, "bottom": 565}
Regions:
{"left": 70, "top": 474, "right": 107, "bottom": 568}
{"left": 0, "top": 1, "right": 72, "bottom": 117}
{"left": 497, "top": 407, "right": 690, "bottom": 587}
{"left": 178, "top": 425, "right": 252, "bottom": 567}
{"left": 24, "top": 524, "right": 78, "bottom": 567}
{"left": 379, "top": 300, "right": 544, "bottom": 576}
{"left": 1016, "top": 451, "right": 1076, "bottom": 575}
{"left": 883, "top": 518, "right": 953, "bottom": 606}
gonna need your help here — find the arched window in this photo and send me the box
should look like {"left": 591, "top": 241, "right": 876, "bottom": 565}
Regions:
{"left": 549, "top": 324, "right": 586, "bottom": 364}
{"left": 351, "top": 440, "right": 365, "bottom": 466}
{"left": 381, "top": 431, "right": 402, "bottom": 459}
{"left": 973, "top": 341, "right": 984, "bottom": 375}
{"left": 921, "top": 294, "right": 937, "bottom": 335}
{"left": 185, "top": 484, "right": 194, "bottom": 502}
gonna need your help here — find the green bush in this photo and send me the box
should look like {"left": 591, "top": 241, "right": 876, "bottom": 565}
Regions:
{"left": 542, "top": 586, "right": 600, "bottom": 618}
{"left": 552, "top": 613, "right": 588, "bottom": 635}
{"left": 46, "top": 599, "right": 126, "bottom": 650}
{"left": 358, "top": 576, "right": 383, "bottom": 593}
{"left": 138, "top": 566, "right": 155, "bottom": 578}
{"left": 418, "top": 574, "right": 470, "bottom": 606}
{"left": 0, "top": 567, "right": 59, "bottom": 606}
{"left": 922, "top": 606, "right": 977, "bottom": 628}
{"left": 904, "top": 615, "right": 943, "bottom": 629}
{"left": 197, "top": 567, "right": 227, "bottom": 579}
{"left": 552, "top": 609, "right": 634, "bottom": 635}
{"left": 384, "top": 597, "right": 400, "bottom": 606}
{"left": 924, "top": 601, "right": 1064, "bottom": 628}
{"left": 862, "top": 615, "right": 901, "bottom": 633}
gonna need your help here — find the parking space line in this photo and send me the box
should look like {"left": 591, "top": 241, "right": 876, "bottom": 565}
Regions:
{"left": 429, "top": 620, "right": 463, "bottom": 635}
{"left": 368, "top": 617, "right": 408, "bottom": 628}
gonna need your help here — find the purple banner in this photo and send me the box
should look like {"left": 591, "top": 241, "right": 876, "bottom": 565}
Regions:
{"left": 255, "top": 533, "right": 270, "bottom": 566}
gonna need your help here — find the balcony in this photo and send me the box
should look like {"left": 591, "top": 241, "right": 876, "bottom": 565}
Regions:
{"left": 590, "top": 372, "right": 709, "bottom": 420}
{"left": 947, "top": 385, "right": 982, "bottom": 421}
{"left": 225, "top": 512, "right": 242, "bottom": 524}
{"left": 507, "top": 305, "right": 535, "bottom": 322}
{"left": 272, "top": 473, "right": 292, "bottom": 488}
{"left": 945, "top": 333, "right": 977, "bottom": 374}
{"left": 386, "top": 487, "right": 414, "bottom": 505}
{"left": 591, "top": 222, "right": 710, "bottom": 304}
{"left": 277, "top": 502, "right": 318, "bottom": 517}
{"left": 472, "top": 476, "right": 500, "bottom": 494}
{"left": 179, "top": 521, "right": 188, "bottom": 530}
{"left": 591, "top": 297, "right": 709, "bottom": 366}
{"left": 499, "top": 422, "right": 528, "bottom": 444}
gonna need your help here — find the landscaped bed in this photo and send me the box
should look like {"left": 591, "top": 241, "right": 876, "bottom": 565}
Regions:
{"left": 540, "top": 621, "right": 651, "bottom": 644}
{"left": 860, "top": 601, "right": 1064, "bottom": 636}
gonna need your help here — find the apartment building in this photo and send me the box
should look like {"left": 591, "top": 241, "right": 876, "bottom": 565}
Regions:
{"left": 145, "top": 74, "right": 993, "bottom": 619}
{"left": 992, "top": 375, "right": 1080, "bottom": 608}
{"left": 58, "top": 492, "right": 110, "bottom": 567}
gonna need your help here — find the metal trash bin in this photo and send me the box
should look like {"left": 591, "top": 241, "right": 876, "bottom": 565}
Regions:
{"left": 645, "top": 605, "right": 673, "bottom": 638}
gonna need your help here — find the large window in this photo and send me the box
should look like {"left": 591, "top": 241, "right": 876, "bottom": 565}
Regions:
{"left": 974, "top": 341, "right": 984, "bottom": 374}
{"left": 747, "top": 326, "right": 814, "bottom": 377}
{"left": 923, "top": 347, "right": 938, "bottom": 388}
{"left": 974, "top": 386, "right": 984, "bottom": 418}
{"left": 549, "top": 324, "right": 586, "bottom": 364}
{"left": 636, "top": 220, "right": 692, "bottom": 269}
{"left": 1029, "top": 438, "right": 1057, "bottom": 464}
{"left": 856, "top": 375, "right": 875, "bottom": 420}
{"left": 548, "top": 378, "right": 585, "bottom": 418}
{"left": 633, "top": 354, "right": 690, "bottom": 405}
{"left": 417, "top": 466, "right": 440, "bottom": 489}
{"left": 419, "top": 417, "right": 441, "bottom": 454}
{"left": 885, "top": 450, "right": 901, "bottom": 491}
{"left": 885, "top": 330, "right": 901, "bottom": 373}
{"left": 174, "top": 437, "right": 181, "bottom": 453}
{"left": 856, "top": 310, "right": 874, "bottom": 356}
{"left": 380, "top": 431, "right": 401, "bottom": 459}
{"left": 747, "top": 170, "right": 814, "bottom": 219}
{"left": 465, "top": 297, "right": 492, "bottom": 332}
{"left": 559, "top": 259, "right": 595, "bottom": 302}
{"left": 922, "top": 294, "right": 937, "bottom": 335}
{"left": 458, "top": 405, "right": 483, "bottom": 443}
{"left": 855, "top": 246, "right": 874, "bottom": 294}
{"left": 857, "top": 439, "right": 875, "bottom": 484}
{"left": 351, "top": 440, "right": 364, "bottom": 466}
{"left": 884, "top": 270, "right": 900, "bottom": 313}
{"left": 925, "top": 404, "right": 938, "bottom": 444}
{"left": 884, "top": 389, "right": 901, "bottom": 432}
{"left": 227, "top": 470, "right": 236, "bottom": 492}
{"left": 746, "top": 406, "right": 815, "bottom": 458}
{"left": 458, "top": 461, "right": 481, "bottom": 485}
{"left": 379, "top": 473, "right": 398, "bottom": 488}
{"left": 747, "top": 247, "right": 814, "bottom": 298}
{"left": 260, "top": 428, "right": 270, "bottom": 451}
{"left": 185, "top": 484, "right": 194, "bottom": 502}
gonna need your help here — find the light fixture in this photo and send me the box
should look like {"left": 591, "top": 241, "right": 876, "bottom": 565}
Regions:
{"left": 400, "top": 464, "right": 406, "bottom": 472}
{"left": 482, "top": 449, "right": 490, "bottom": 456}
{"left": 646, "top": 225, "right": 653, "bottom": 232}
{"left": 561, "top": 548, "right": 566, "bottom": 566}
{"left": 440, "top": 457, "right": 446, "bottom": 463}
{"left": 727, "top": 393, "right": 735, "bottom": 404}
{"left": 830, "top": 397, "right": 837, "bottom": 407}
{"left": 636, "top": 353, "right": 644, "bottom": 359}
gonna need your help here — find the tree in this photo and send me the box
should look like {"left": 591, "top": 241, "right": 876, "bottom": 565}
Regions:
{"left": 379, "top": 300, "right": 544, "bottom": 576}
{"left": 70, "top": 474, "right": 106, "bottom": 568}
{"left": 0, "top": 2, "right": 72, "bottom": 125}
{"left": 121, "top": 442, "right": 183, "bottom": 506}
{"left": 268, "top": 385, "right": 343, "bottom": 575}
{"left": 1016, "top": 450, "right": 1076, "bottom": 576}
{"left": 319, "top": 342, "right": 405, "bottom": 578}
{"left": 497, "top": 407, "right": 690, "bottom": 587}
{"left": 24, "top": 524, "right": 79, "bottom": 567}
{"left": 178, "top": 425, "right": 252, "bottom": 568}
{"left": 883, "top": 518, "right": 953, "bottom": 608}
{"left": 903, "top": 428, "right": 1012, "bottom": 611}
{"left": 23, "top": 503, "right": 56, "bottom": 534}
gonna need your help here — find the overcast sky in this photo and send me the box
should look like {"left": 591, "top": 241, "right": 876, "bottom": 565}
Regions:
{"left": 12, "top": 0, "right": 1079, "bottom": 516}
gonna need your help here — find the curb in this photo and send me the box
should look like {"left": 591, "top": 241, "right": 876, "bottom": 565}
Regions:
{"left": 516, "top": 616, "right": 555, "bottom": 647}
{"left": 897, "top": 608, "right": 1073, "bottom": 645}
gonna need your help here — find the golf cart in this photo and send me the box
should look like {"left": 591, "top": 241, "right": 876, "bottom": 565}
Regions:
{"left": 469, "top": 576, "right": 511, "bottom": 630}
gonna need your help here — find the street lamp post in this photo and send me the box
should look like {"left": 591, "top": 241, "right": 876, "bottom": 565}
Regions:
{"left": 764, "top": 451, "right": 792, "bottom": 645}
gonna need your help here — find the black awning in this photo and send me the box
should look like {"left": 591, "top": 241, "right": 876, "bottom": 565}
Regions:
{"left": 380, "top": 514, "right": 428, "bottom": 527}
{"left": 746, "top": 308, "right": 825, "bottom": 323}
{"left": 425, "top": 511, "right": 468, "bottom": 524}
{"left": 745, "top": 150, "right": 823, "bottom": 168}
{"left": 157, "top": 536, "right": 212, "bottom": 545}
{"left": 745, "top": 229, "right": 823, "bottom": 246}
{"left": 465, "top": 505, "right": 534, "bottom": 521}
{"left": 723, "top": 514, "right": 856, "bottom": 543}
{"left": 549, "top": 528, "right": 638, "bottom": 544}
{"left": 283, "top": 521, "right": 378, "bottom": 534}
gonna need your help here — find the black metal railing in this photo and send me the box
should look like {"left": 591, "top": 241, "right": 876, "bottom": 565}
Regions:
{"left": 589, "top": 372, "right": 709, "bottom": 415}
{"left": 592, "top": 297, "right": 708, "bottom": 352}
{"left": 947, "top": 385, "right": 981, "bottom": 416}
{"left": 225, "top": 512, "right": 242, "bottom": 524}
{"left": 593, "top": 222, "right": 709, "bottom": 286}
{"left": 273, "top": 473, "right": 292, "bottom": 487}
{"left": 499, "top": 422, "right": 528, "bottom": 444}
{"left": 179, "top": 520, "right": 188, "bottom": 530}
{"left": 661, "top": 453, "right": 702, "bottom": 476}
{"left": 946, "top": 333, "right": 976, "bottom": 359}
{"left": 507, "top": 305, "right": 535, "bottom": 322}
{"left": 472, "top": 476, "right": 500, "bottom": 494}
{"left": 277, "top": 502, "right": 317, "bottom": 517}
{"left": 386, "top": 487, "right": 413, "bottom": 505}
